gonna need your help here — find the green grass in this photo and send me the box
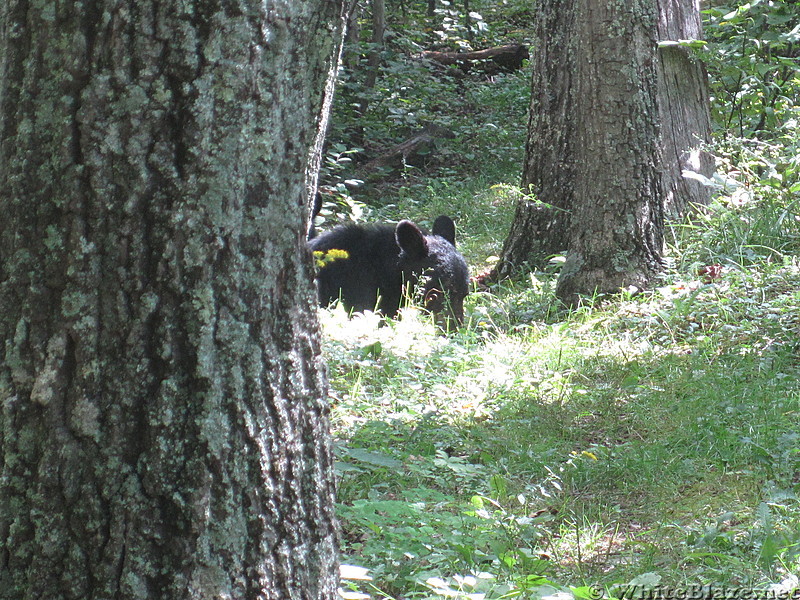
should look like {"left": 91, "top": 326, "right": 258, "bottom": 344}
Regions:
{"left": 329, "top": 262, "right": 800, "bottom": 598}
{"left": 328, "top": 181, "right": 800, "bottom": 598}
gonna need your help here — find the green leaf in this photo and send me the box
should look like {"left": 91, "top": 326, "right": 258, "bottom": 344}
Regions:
{"left": 345, "top": 448, "right": 403, "bottom": 469}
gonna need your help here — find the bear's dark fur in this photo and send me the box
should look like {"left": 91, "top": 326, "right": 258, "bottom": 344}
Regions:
{"left": 308, "top": 216, "right": 469, "bottom": 325}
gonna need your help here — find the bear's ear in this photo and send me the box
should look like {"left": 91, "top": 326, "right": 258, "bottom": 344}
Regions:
{"left": 432, "top": 215, "right": 456, "bottom": 246}
{"left": 396, "top": 220, "right": 428, "bottom": 259}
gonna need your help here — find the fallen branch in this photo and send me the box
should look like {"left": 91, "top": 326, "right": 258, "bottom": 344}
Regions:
{"left": 421, "top": 44, "right": 529, "bottom": 73}
{"left": 360, "top": 124, "right": 456, "bottom": 173}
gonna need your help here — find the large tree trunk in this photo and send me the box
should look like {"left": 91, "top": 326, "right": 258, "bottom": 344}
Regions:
{"left": 491, "top": 0, "right": 708, "bottom": 283}
{"left": 0, "top": 2, "right": 345, "bottom": 599}
{"left": 489, "top": 0, "right": 664, "bottom": 305}
{"left": 489, "top": 2, "right": 576, "bottom": 279}
{"left": 555, "top": 0, "right": 664, "bottom": 306}
{"left": 656, "top": 0, "right": 714, "bottom": 217}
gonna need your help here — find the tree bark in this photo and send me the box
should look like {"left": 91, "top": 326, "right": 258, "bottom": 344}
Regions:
{"left": 353, "top": 0, "right": 386, "bottom": 120}
{"left": 366, "top": 0, "right": 386, "bottom": 91}
{"left": 489, "top": 0, "right": 664, "bottom": 305}
{"left": 556, "top": 0, "right": 664, "bottom": 305}
{"left": 0, "top": 1, "right": 345, "bottom": 599}
{"left": 491, "top": 0, "right": 709, "bottom": 284}
{"left": 656, "top": 0, "right": 714, "bottom": 217}
{"left": 342, "top": 3, "right": 363, "bottom": 73}
{"left": 489, "top": 2, "right": 577, "bottom": 278}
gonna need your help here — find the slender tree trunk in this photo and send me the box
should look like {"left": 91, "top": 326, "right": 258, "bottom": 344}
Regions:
{"left": 342, "top": 3, "right": 363, "bottom": 73}
{"left": 464, "top": 0, "right": 473, "bottom": 42}
{"left": 357, "top": 0, "right": 386, "bottom": 118}
{"left": 656, "top": 0, "right": 714, "bottom": 217}
{"left": 0, "top": 2, "right": 345, "bottom": 599}
{"left": 366, "top": 0, "right": 386, "bottom": 91}
{"left": 347, "top": 0, "right": 384, "bottom": 146}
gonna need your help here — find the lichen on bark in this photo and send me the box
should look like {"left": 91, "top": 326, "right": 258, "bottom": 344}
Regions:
{"left": 0, "top": 1, "right": 345, "bottom": 598}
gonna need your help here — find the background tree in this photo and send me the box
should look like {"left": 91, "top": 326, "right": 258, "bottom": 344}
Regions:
{"left": 365, "top": 0, "right": 387, "bottom": 96}
{"left": 554, "top": 0, "right": 664, "bottom": 305}
{"left": 656, "top": 0, "right": 715, "bottom": 216}
{"left": 0, "top": 1, "right": 346, "bottom": 598}
{"left": 491, "top": 0, "right": 664, "bottom": 305}
{"left": 491, "top": 0, "right": 713, "bottom": 291}
{"left": 487, "top": 0, "right": 575, "bottom": 280}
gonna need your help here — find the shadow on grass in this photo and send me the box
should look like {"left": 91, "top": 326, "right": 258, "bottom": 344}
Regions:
{"left": 332, "top": 327, "right": 800, "bottom": 587}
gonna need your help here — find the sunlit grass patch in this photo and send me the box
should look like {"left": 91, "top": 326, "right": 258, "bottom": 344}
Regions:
{"left": 325, "top": 251, "right": 800, "bottom": 595}
{"left": 325, "top": 256, "right": 798, "bottom": 550}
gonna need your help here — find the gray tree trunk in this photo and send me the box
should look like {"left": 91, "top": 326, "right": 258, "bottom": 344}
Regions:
{"left": 656, "top": 0, "right": 714, "bottom": 217}
{"left": 354, "top": 0, "right": 386, "bottom": 124}
{"left": 489, "top": 0, "right": 576, "bottom": 279}
{"left": 343, "top": 4, "right": 363, "bottom": 73}
{"left": 0, "top": 2, "right": 345, "bottom": 599}
{"left": 555, "top": 0, "right": 664, "bottom": 305}
{"left": 489, "top": 0, "right": 664, "bottom": 305}
{"left": 366, "top": 0, "right": 386, "bottom": 91}
{"left": 492, "top": 0, "right": 709, "bottom": 286}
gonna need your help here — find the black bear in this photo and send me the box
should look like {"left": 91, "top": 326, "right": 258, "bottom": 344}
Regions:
{"left": 308, "top": 215, "right": 469, "bottom": 326}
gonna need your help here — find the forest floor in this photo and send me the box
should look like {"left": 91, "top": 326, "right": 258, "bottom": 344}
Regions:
{"left": 327, "top": 156, "right": 800, "bottom": 600}
{"left": 326, "top": 177, "right": 800, "bottom": 599}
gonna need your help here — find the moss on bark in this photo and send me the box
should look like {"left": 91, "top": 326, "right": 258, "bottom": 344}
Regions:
{"left": 0, "top": 1, "right": 345, "bottom": 598}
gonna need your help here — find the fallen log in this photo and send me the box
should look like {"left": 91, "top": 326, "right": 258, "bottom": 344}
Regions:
{"left": 421, "top": 44, "right": 529, "bottom": 73}
{"left": 360, "top": 124, "right": 456, "bottom": 174}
